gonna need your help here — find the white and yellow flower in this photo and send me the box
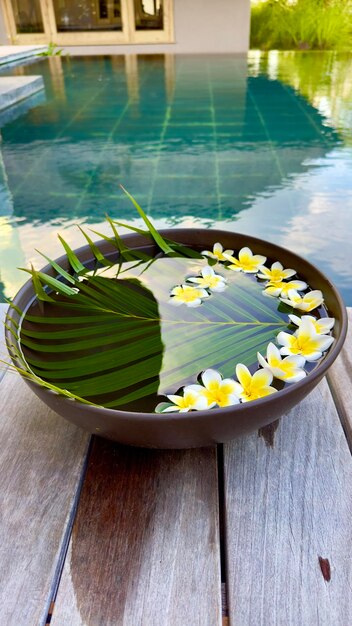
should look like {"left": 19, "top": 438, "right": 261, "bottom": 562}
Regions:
{"left": 263, "top": 279, "right": 308, "bottom": 298}
{"left": 277, "top": 318, "right": 334, "bottom": 361}
{"left": 202, "top": 242, "right": 234, "bottom": 262}
{"left": 188, "top": 369, "right": 240, "bottom": 408}
{"left": 288, "top": 314, "right": 335, "bottom": 335}
{"left": 224, "top": 247, "right": 267, "bottom": 273}
{"left": 232, "top": 363, "right": 277, "bottom": 402}
{"left": 162, "top": 387, "right": 209, "bottom": 413}
{"left": 169, "top": 284, "right": 209, "bottom": 308}
{"left": 187, "top": 266, "right": 227, "bottom": 292}
{"left": 280, "top": 289, "right": 324, "bottom": 312}
{"left": 257, "top": 342, "right": 306, "bottom": 383}
{"left": 257, "top": 261, "right": 296, "bottom": 283}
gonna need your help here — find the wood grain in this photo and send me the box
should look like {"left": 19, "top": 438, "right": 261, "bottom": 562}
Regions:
{"left": 327, "top": 307, "right": 352, "bottom": 447}
{"left": 223, "top": 377, "right": 352, "bottom": 626}
{"left": 0, "top": 371, "right": 90, "bottom": 626}
{"left": 51, "top": 438, "right": 222, "bottom": 626}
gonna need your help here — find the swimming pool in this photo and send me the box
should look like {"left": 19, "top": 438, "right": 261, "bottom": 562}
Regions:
{"left": 0, "top": 51, "right": 351, "bottom": 304}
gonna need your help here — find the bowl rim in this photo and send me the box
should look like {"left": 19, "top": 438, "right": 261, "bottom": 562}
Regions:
{"left": 6, "top": 228, "right": 348, "bottom": 422}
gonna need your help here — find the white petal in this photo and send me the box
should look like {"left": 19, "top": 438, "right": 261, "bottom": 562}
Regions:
{"left": 277, "top": 331, "right": 294, "bottom": 347}
{"left": 317, "top": 335, "right": 334, "bottom": 351}
{"left": 252, "top": 368, "right": 273, "bottom": 386}
{"left": 213, "top": 242, "right": 223, "bottom": 254}
{"left": 202, "top": 368, "right": 222, "bottom": 388}
{"left": 186, "top": 299, "right": 202, "bottom": 307}
{"left": 211, "top": 282, "right": 227, "bottom": 292}
{"left": 267, "top": 342, "right": 281, "bottom": 361}
{"left": 283, "top": 354, "right": 306, "bottom": 368}
{"left": 223, "top": 394, "right": 240, "bottom": 406}
{"left": 187, "top": 276, "right": 202, "bottom": 284}
{"left": 167, "top": 394, "right": 183, "bottom": 405}
{"left": 162, "top": 406, "right": 181, "bottom": 412}
{"left": 169, "top": 298, "right": 184, "bottom": 306}
{"left": 257, "top": 352, "right": 268, "bottom": 369}
{"left": 186, "top": 384, "right": 205, "bottom": 394}
{"left": 304, "top": 351, "right": 323, "bottom": 362}
{"left": 264, "top": 286, "right": 282, "bottom": 297}
{"left": 201, "top": 265, "right": 214, "bottom": 277}
{"left": 272, "top": 261, "right": 283, "bottom": 270}
{"left": 193, "top": 396, "right": 209, "bottom": 410}
{"left": 283, "top": 370, "right": 307, "bottom": 383}
{"left": 288, "top": 314, "right": 302, "bottom": 326}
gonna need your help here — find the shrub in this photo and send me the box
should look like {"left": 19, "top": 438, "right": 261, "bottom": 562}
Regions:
{"left": 250, "top": 0, "right": 352, "bottom": 50}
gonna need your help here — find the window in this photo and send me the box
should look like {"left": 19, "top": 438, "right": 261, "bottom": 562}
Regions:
{"left": 52, "top": 0, "right": 123, "bottom": 32}
{"left": 4, "top": 0, "right": 174, "bottom": 45}
{"left": 10, "top": 0, "right": 44, "bottom": 33}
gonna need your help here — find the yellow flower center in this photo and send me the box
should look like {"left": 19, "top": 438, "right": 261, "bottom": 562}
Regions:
{"left": 270, "top": 356, "right": 296, "bottom": 376}
{"left": 289, "top": 334, "right": 320, "bottom": 355}
{"left": 202, "top": 381, "right": 234, "bottom": 407}
{"left": 199, "top": 275, "right": 221, "bottom": 288}
{"left": 177, "top": 392, "right": 197, "bottom": 409}
{"left": 269, "top": 269, "right": 285, "bottom": 281}
{"left": 180, "top": 287, "right": 202, "bottom": 302}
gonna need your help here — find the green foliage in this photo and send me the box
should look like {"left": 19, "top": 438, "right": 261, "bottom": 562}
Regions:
{"left": 3, "top": 195, "right": 287, "bottom": 412}
{"left": 37, "top": 42, "right": 65, "bottom": 57}
{"left": 250, "top": 0, "right": 352, "bottom": 50}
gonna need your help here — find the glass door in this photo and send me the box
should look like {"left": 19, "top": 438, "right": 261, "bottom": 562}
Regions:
{"left": 4, "top": 0, "right": 49, "bottom": 43}
{"left": 3, "top": 0, "right": 173, "bottom": 45}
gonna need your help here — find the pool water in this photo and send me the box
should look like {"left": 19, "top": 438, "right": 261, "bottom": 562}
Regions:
{"left": 0, "top": 51, "right": 352, "bottom": 304}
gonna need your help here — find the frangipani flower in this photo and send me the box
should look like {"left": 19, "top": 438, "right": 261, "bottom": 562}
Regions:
{"left": 202, "top": 242, "right": 234, "bottom": 262}
{"left": 257, "top": 342, "right": 306, "bottom": 383}
{"left": 280, "top": 289, "right": 324, "bottom": 312}
{"left": 169, "top": 285, "right": 209, "bottom": 307}
{"left": 288, "top": 314, "right": 335, "bottom": 335}
{"left": 263, "top": 279, "right": 308, "bottom": 298}
{"left": 188, "top": 369, "right": 240, "bottom": 408}
{"left": 277, "top": 318, "right": 334, "bottom": 361}
{"left": 162, "top": 387, "right": 209, "bottom": 413}
{"left": 257, "top": 261, "right": 296, "bottom": 283}
{"left": 233, "top": 364, "right": 277, "bottom": 402}
{"left": 187, "top": 266, "right": 227, "bottom": 292}
{"left": 224, "top": 247, "right": 267, "bottom": 273}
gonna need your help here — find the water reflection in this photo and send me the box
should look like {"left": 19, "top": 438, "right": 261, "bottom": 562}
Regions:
{"left": 0, "top": 52, "right": 351, "bottom": 303}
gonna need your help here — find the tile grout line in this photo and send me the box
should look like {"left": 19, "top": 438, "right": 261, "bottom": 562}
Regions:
{"left": 207, "top": 63, "right": 222, "bottom": 221}
{"left": 246, "top": 86, "right": 285, "bottom": 180}
{"left": 73, "top": 65, "right": 158, "bottom": 215}
{"left": 12, "top": 82, "right": 112, "bottom": 197}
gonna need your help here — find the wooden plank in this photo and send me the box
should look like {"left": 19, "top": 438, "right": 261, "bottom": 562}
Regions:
{"left": 223, "top": 378, "right": 352, "bottom": 626}
{"left": 0, "top": 371, "right": 90, "bottom": 626}
{"left": 51, "top": 438, "right": 222, "bottom": 626}
{"left": 327, "top": 307, "right": 352, "bottom": 447}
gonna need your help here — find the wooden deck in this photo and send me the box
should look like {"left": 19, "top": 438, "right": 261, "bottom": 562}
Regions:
{"left": 0, "top": 304, "right": 351, "bottom": 626}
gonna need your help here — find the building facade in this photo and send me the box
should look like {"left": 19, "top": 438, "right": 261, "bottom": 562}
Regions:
{"left": 0, "top": 0, "right": 251, "bottom": 53}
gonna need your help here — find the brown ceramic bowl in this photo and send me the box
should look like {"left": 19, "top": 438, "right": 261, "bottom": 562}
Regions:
{"left": 5, "top": 229, "right": 348, "bottom": 449}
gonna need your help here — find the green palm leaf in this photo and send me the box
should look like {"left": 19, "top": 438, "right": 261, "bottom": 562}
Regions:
{"left": 17, "top": 258, "right": 287, "bottom": 413}
{"left": 9, "top": 193, "right": 291, "bottom": 413}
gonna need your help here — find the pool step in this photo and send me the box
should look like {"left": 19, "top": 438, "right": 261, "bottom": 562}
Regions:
{"left": 0, "top": 45, "right": 46, "bottom": 66}
{"left": 0, "top": 76, "right": 45, "bottom": 113}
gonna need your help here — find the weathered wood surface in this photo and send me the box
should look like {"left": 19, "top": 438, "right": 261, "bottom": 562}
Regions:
{"left": 51, "top": 438, "right": 222, "bottom": 626}
{"left": 0, "top": 303, "right": 8, "bottom": 382}
{"left": 0, "top": 371, "right": 90, "bottom": 626}
{"left": 223, "top": 377, "right": 352, "bottom": 626}
{"left": 327, "top": 307, "right": 352, "bottom": 447}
